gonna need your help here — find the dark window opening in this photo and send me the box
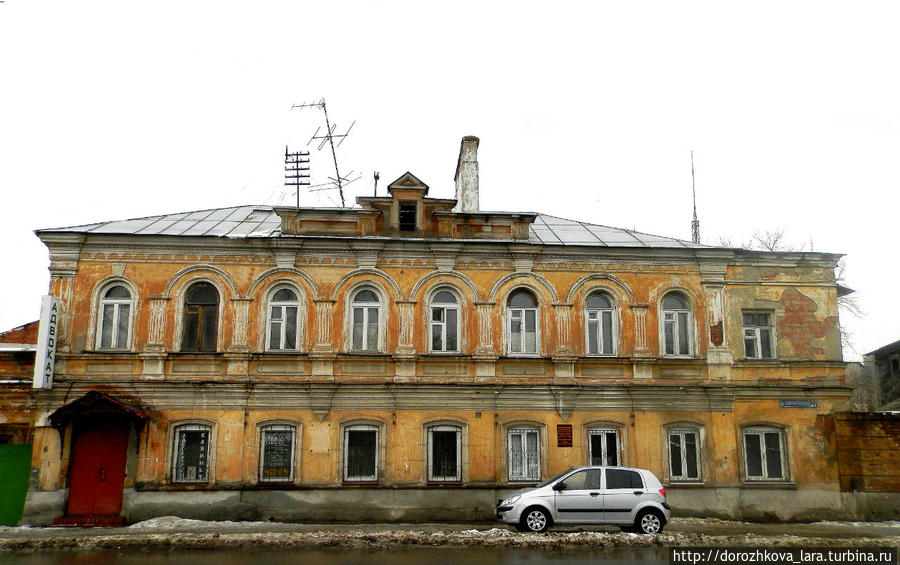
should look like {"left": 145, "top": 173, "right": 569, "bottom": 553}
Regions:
{"left": 260, "top": 426, "right": 294, "bottom": 481}
{"left": 173, "top": 425, "right": 210, "bottom": 483}
{"left": 346, "top": 429, "right": 377, "bottom": 480}
{"left": 430, "top": 430, "right": 459, "bottom": 481}
{"left": 182, "top": 282, "right": 219, "bottom": 352}
{"left": 399, "top": 204, "right": 416, "bottom": 231}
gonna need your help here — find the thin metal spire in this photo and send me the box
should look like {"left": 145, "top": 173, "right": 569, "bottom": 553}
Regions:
{"left": 691, "top": 150, "right": 700, "bottom": 244}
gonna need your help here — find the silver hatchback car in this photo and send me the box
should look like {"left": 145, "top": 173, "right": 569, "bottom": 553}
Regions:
{"left": 496, "top": 466, "right": 671, "bottom": 533}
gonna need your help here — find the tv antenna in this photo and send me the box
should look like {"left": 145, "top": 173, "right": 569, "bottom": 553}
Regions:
{"left": 691, "top": 150, "right": 700, "bottom": 244}
{"left": 284, "top": 146, "right": 310, "bottom": 209}
{"left": 291, "top": 98, "right": 358, "bottom": 207}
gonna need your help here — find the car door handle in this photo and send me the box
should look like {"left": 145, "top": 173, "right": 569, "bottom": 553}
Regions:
{"left": 589, "top": 492, "right": 600, "bottom": 497}
{"left": 633, "top": 490, "right": 643, "bottom": 495}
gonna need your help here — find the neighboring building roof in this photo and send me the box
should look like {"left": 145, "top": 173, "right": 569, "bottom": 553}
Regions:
{"left": 867, "top": 339, "right": 900, "bottom": 359}
{"left": 39, "top": 206, "right": 711, "bottom": 249}
{"left": 0, "top": 321, "right": 39, "bottom": 345}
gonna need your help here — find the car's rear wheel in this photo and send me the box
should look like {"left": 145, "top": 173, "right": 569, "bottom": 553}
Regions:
{"left": 634, "top": 509, "right": 665, "bottom": 534}
{"left": 521, "top": 507, "right": 551, "bottom": 533}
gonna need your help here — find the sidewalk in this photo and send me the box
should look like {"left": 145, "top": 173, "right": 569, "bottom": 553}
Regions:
{"left": 1, "top": 518, "right": 899, "bottom": 551}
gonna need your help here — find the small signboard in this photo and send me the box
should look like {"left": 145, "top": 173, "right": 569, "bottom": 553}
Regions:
{"left": 780, "top": 399, "right": 818, "bottom": 409}
{"left": 33, "top": 295, "right": 60, "bottom": 390}
{"left": 557, "top": 424, "right": 573, "bottom": 447}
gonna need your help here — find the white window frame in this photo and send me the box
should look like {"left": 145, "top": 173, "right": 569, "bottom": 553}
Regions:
{"left": 585, "top": 292, "right": 617, "bottom": 356}
{"left": 266, "top": 286, "right": 301, "bottom": 352}
{"left": 588, "top": 427, "right": 621, "bottom": 466}
{"left": 258, "top": 424, "right": 297, "bottom": 482}
{"left": 742, "top": 426, "right": 788, "bottom": 481}
{"left": 350, "top": 288, "right": 382, "bottom": 352}
{"left": 429, "top": 289, "right": 460, "bottom": 353}
{"left": 661, "top": 293, "right": 693, "bottom": 357}
{"left": 743, "top": 311, "right": 776, "bottom": 359}
{"left": 343, "top": 423, "right": 379, "bottom": 482}
{"left": 668, "top": 428, "right": 702, "bottom": 482}
{"left": 507, "top": 427, "right": 541, "bottom": 482}
{"left": 506, "top": 289, "right": 539, "bottom": 356}
{"left": 97, "top": 284, "right": 134, "bottom": 350}
{"left": 427, "top": 424, "right": 462, "bottom": 482}
{"left": 172, "top": 423, "right": 212, "bottom": 484}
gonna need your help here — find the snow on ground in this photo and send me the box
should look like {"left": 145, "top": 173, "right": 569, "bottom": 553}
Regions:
{"left": 128, "top": 516, "right": 275, "bottom": 530}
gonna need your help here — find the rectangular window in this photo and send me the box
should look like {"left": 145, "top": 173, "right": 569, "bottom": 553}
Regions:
{"left": 344, "top": 425, "right": 378, "bottom": 481}
{"left": 743, "top": 427, "right": 786, "bottom": 481}
{"left": 428, "top": 425, "right": 461, "bottom": 482}
{"left": 173, "top": 424, "right": 210, "bottom": 483}
{"left": 260, "top": 425, "right": 295, "bottom": 482}
{"left": 352, "top": 307, "right": 379, "bottom": 351}
{"left": 431, "top": 307, "right": 459, "bottom": 352}
{"left": 588, "top": 428, "right": 620, "bottom": 466}
{"left": 668, "top": 429, "right": 701, "bottom": 481}
{"left": 399, "top": 204, "right": 417, "bottom": 231}
{"left": 743, "top": 312, "right": 775, "bottom": 359}
{"left": 509, "top": 308, "right": 538, "bottom": 354}
{"left": 508, "top": 428, "right": 540, "bottom": 481}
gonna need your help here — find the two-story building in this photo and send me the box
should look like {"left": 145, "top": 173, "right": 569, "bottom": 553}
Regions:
{"left": 9, "top": 136, "right": 851, "bottom": 525}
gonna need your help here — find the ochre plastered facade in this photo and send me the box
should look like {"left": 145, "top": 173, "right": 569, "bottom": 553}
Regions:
{"left": 3, "top": 165, "right": 857, "bottom": 524}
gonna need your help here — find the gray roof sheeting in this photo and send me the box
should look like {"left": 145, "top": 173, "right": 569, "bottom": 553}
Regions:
{"left": 40, "top": 205, "right": 709, "bottom": 249}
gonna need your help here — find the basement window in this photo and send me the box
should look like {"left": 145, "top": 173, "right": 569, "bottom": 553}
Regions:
{"left": 399, "top": 203, "right": 417, "bottom": 231}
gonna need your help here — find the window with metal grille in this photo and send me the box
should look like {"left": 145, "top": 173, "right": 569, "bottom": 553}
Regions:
{"left": 507, "top": 289, "right": 538, "bottom": 355}
{"left": 428, "top": 425, "right": 461, "bottom": 482}
{"left": 267, "top": 287, "right": 300, "bottom": 351}
{"left": 399, "top": 204, "right": 416, "bottom": 231}
{"left": 172, "top": 424, "right": 210, "bottom": 483}
{"left": 182, "top": 282, "right": 218, "bottom": 352}
{"left": 742, "top": 426, "right": 787, "bottom": 481}
{"left": 430, "top": 290, "right": 459, "bottom": 352}
{"left": 668, "top": 429, "right": 701, "bottom": 481}
{"left": 259, "top": 424, "right": 295, "bottom": 482}
{"left": 508, "top": 427, "right": 540, "bottom": 481}
{"left": 586, "top": 292, "right": 616, "bottom": 356}
{"left": 743, "top": 311, "right": 775, "bottom": 359}
{"left": 344, "top": 424, "right": 378, "bottom": 481}
{"left": 662, "top": 293, "right": 692, "bottom": 357}
{"left": 351, "top": 288, "right": 381, "bottom": 352}
{"left": 98, "top": 284, "right": 132, "bottom": 350}
{"left": 588, "top": 428, "right": 620, "bottom": 466}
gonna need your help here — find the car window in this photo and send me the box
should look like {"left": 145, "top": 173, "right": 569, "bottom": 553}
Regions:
{"left": 605, "top": 468, "right": 643, "bottom": 489}
{"left": 560, "top": 469, "right": 601, "bottom": 490}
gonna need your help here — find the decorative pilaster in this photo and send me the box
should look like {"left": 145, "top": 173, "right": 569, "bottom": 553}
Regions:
{"left": 313, "top": 299, "right": 335, "bottom": 353}
{"left": 553, "top": 303, "right": 573, "bottom": 355}
{"left": 396, "top": 300, "right": 417, "bottom": 357}
{"left": 631, "top": 303, "right": 651, "bottom": 357}
{"left": 474, "top": 301, "right": 496, "bottom": 356}
{"left": 146, "top": 296, "right": 170, "bottom": 351}
{"left": 227, "top": 298, "right": 251, "bottom": 352}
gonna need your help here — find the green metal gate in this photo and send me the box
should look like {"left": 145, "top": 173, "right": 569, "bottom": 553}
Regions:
{"left": 0, "top": 445, "right": 33, "bottom": 526}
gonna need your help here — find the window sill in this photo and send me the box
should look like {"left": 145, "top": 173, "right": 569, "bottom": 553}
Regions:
{"left": 740, "top": 481, "right": 796, "bottom": 489}
{"left": 665, "top": 481, "right": 705, "bottom": 487}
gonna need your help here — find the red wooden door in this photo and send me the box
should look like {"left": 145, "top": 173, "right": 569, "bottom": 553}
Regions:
{"left": 67, "top": 416, "right": 129, "bottom": 516}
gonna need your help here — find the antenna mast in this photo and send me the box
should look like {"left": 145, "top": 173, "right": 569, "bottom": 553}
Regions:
{"left": 284, "top": 146, "right": 311, "bottom": 209}
{"left": 691, "top": 150, "right": 700, "bottom": 244}
{"left": 291, "top": 98, "right": 357, "bottom": 207}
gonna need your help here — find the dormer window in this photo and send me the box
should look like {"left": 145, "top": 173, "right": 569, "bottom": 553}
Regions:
{"left": 399, "top": 203, "right": 416, "bottom": 231}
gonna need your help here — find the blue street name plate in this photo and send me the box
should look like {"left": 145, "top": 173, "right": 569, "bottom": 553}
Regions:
{"left": 780, "top": 399, "right": 818, "bottom": 408}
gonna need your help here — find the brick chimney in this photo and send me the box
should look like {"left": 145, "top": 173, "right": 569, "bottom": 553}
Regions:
{"left": 453, "top": 136, "right": 480, "bottom": 213}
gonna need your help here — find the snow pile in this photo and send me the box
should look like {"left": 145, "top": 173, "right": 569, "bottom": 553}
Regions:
{"left": 460, "top": 528, "right": 513, "bottom": 536}
{"left": 129, "top": 516, "right": 274, "bottom": 530}
{"left": 813, "top": 520, "right": 900, "bottom": 528}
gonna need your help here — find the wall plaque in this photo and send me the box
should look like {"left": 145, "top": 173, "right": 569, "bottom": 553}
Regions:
{"left": 557, "top": 424, "right": 573, "bottom": 447}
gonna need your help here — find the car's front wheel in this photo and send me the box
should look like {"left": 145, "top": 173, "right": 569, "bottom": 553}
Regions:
{"left": 634, "top": 509, "right": 665, "bottom": 534}
{"left": 521, "top": 507, "right": 551, "bottom": 533}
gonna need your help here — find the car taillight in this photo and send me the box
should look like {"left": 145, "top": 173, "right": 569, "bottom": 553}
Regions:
{"left": 659, "top": 488, "right": 666, "bottom": 498}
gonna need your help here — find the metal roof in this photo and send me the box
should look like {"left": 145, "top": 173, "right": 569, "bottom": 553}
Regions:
{"left": 40, "top": 205, "right": 709, "bottom": 249}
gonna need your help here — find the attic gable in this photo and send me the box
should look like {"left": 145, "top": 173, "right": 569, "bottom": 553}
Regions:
{"left": 388, "top": 171, "right": 429, "bottom": 195}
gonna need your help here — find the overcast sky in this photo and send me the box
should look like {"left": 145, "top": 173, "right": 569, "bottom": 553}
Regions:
{"left": 1, "top": 1, "right": 897, "bottom": 359}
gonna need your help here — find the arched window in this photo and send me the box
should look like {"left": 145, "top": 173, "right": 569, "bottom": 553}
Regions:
{"left": 667, "top": 427, "right": 702, "bottom": 482}
{"left": 508, "top": 427, "right": 540, "bottom": 482}
{"left": 259, "top": 423, "right": 297, "bottom": 482}
{"left": 172, "top": 423, "right": 211, "bottom": 483}
{"left": 742, "top": 426, "right": 788, "bottom": 481}
{"left": 507, "top": 289, "right": 538, "bottom": 355}
{"left": 182, "top": 282, "right": 219, "bottom": 352}
{"left": 97, "top": 285, "right": 133, "bottom": 350}
{"left": 267, "top": 287, "right": 300, "bottom": 351}
{"left": 430, "top": 290, "right": 459, "bottom": 353}
{"left": 351, "top": 288, "right": 381, "bottom": 352}
{"left": 585, "top": 292, "right": 616, "bottom": 356}
{"left": 661, "top": 293, "right": 692, "bottom": 357}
